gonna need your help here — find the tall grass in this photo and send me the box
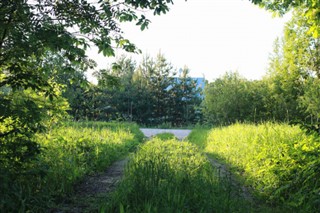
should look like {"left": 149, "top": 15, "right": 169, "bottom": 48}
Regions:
{"left": 189, "top": 123, "right": 320, "bottom": 212}
{"left": 187, "top": 127, "right": 210, "bottom": 149}
{"left": 0, "top": 122, "right": 143, "bottom": 212}
{"left": 102, "top": 138, "right": 252, "bottom": 212}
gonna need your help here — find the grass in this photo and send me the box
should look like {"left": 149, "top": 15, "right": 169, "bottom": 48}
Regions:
{"left": 188, "top": 122, "right": 320, "bottom": 212}
{"left": 186, "top": 126, "right": 210, "bottom": 149}
{"left": 152, "top": 132, "right": 177, "bottom": 140}
{"left": 0, "top": 122, "right": 143, "bottom": 212}
{"left": 102, "top": 138, "right": 252, "bottom": 212}
{"left": 4, "top": 121, "right": 318, "bottom": 212}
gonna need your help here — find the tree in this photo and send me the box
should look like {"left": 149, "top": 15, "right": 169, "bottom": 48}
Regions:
{"left": 94, "top": 56, "right": 138, "bottom": 121}
{"left": 131, "top": 53, "right": 175, "bottom": 125}
{"left": 170, "top": 66, "right": 202, "bottom": 126}
{"left": 0, "top": 0, "right": 176, "bottom": 179}
{"left": 72, "top": 53, "right": 204, "bottom": 126}
{"left": 203, "top": 71, "right": 276, "bottom": 125}
{"left": 148, "top": 52, "right": 175, "bottom": 124}
{"left": 251, "top": 0, "right": 319, "bottom": 38}
{"left": 266, "top": 9, "right": 320, "bottom": 123}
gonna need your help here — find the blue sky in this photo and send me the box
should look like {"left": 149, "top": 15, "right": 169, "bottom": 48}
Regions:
{"left": 87, "top": 0, "right": 291, "bottom": 82}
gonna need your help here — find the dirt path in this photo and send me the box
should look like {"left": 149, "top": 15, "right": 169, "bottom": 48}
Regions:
{"left": 53, "top": 158, "right": 128, "bottom": 212}
{"left": 208, "top": 157, "right": 253, "bottom": 202}
{"left": 75, "top": 158, "right": 128, "bottom": 197}
{"left": 140, "top": 128, "right": 253, "bottom": 200}
{"left": 140, "top": 128, "right": 191, "bottom": 140}
{"left": 54, "top": 129, "right": 252, "bottom": 212}
{"left": 54, "top": 129, "right": 191, "bottom": 212}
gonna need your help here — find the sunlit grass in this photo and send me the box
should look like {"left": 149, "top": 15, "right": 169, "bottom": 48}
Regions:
{"left": 1, "top": 122, "right": 143, "bottom": 212}
{"left": 152, "top": 132, "right": 177, "bottom": 140}
{"left": 102, "top": 138, "right": 252, "bottom": 212}
{"left": 189, "top": 123, "right": 320, "bottom": 212}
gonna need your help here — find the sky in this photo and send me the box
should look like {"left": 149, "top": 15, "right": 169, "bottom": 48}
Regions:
{"left": 87, "top": 0, "right": 291, "bottom": 83}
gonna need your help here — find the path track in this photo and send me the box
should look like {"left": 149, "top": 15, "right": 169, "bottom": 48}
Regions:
{"left": 55, "top": 128, "right": 253, "bottom": 212}
{"left": 53, "top": 158, "right": 129, "bottom": 212}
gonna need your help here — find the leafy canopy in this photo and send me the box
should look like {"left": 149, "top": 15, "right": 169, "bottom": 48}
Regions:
{"left": 0, "top": 0, "right": 176, "bottom": 171}
{"left": 251, "top": 0, "right": 319, "bottom": 37}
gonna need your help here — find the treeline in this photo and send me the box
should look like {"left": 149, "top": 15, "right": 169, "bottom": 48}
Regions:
{"left": 63, "top": 53, "right": 203, "bottom": 127}
{"left": 203, "top": 10, "right": 320, "bottom": 130}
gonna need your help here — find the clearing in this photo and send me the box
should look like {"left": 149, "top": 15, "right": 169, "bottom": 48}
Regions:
{"left": 55, "top": 128, "right": 252, "bottom": 212}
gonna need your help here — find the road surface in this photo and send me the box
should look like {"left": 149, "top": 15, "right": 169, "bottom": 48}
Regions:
{"left": 140, "top": 128, "right": 192, "bottom": 140}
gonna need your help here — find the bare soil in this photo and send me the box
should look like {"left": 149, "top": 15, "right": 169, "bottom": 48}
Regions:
{"left": 208, "top": 157, "right": 253, "bottom": 202}
{"left": 52, "top": 158, "right": 128, "bottom": 212}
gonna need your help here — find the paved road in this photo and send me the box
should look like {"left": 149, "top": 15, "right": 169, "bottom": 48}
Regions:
{"left": 140, "top": 128, "right": 192, "bottom": 140}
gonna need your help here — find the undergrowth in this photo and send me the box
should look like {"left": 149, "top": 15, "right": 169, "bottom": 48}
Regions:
{"left": 0, "top": 122, "right": 143, "bottom": 212}
{"left": 188, "top": 123, "right": 320, "bottom": 212}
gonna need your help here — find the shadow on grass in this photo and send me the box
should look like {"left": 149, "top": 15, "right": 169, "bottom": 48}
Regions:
{"left": 100, "top": 139, "right": 255, "bottom": 213}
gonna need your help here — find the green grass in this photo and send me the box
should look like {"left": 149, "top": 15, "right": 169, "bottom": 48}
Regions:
{"left": 5, "top": 121, "right": 318, "bottom": 212}
{"left": 0, "top": 122, "right": 143, "bottom": 212}
{"left": 102, "top": 138, "right": 252, "bottom": 212}
{"left": 153, "top": 132, "right": 177, "bottom": 140}
{"left": 188, "top": 123, "right": 320, "bottom": 212}
{"left": 187, "top": 126, "right": 210, "bottom": 149}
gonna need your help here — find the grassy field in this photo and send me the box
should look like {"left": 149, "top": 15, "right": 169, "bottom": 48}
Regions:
{"left": 1, "top": 122, "right": 144, "bottom": 212}
{"left": 102, "top": 137, "right": 252, "bottom": 212}
{"left": 3, "top": 121, "right": 319, "bottom": 212}
{"left": 188, "top": 123, "right": 320, "bottom": 212}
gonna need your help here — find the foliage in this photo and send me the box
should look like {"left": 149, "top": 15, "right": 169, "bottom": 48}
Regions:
{"left": 203, "top": 72, "right": 270, "bottom": 125}
{"left": 0, "top": 84, "right": 69, "bottom": 170}
{"left": 103, "top": 138, "right": 251, "bottom": 212}
{"left": 0, "top": 0, "right": 175, "bottom": 181}
{"left": 190, "top": 123, "right": 320, "bottom": 212}
{"left": 203, "top": 10, "right": 319, "bottom": 127}
{"left": 251, "top": 0, "right": 319, "bottom": 38}
{"left": 130, "top": 53, "right": 177, "bottom": 125}
{"left": 90, "top": 54, "right": 203, "bottom": 126}
{"left": 267, "top": 9, "right": 320, "bottom": 130}
{"left": 169, "top": 66, "right": 203, "bottom": 126}
{"left": 0, "top": 122, "right": 143, "bottom": 212}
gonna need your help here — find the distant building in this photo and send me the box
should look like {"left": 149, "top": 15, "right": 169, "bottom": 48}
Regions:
{"left": 192, "top": 77, "right": 205, "bottom": 92}
{"left": 170, "top": 77, "right": 206, "bottom": 98}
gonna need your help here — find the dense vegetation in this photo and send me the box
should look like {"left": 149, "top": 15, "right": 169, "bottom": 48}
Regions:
{"left": 0, "top": 122, "right": 143, "bottom": 212}
{"left": 103, "top": 138, "right": 252, "bottom": 212}
{"left": 1, "top": 0, "right": 319, "bottom": 212}
{"left": 81, "top": 54, "right": 203, "bottom": 126}
{"left": 188, "top": 123, "right": 320, "bottom": 212}
{"left": 203, "top": 9, "right": 319, "bottom": 130}
{"left": 0, "top": 1, "right": 176, "bottom": 208}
